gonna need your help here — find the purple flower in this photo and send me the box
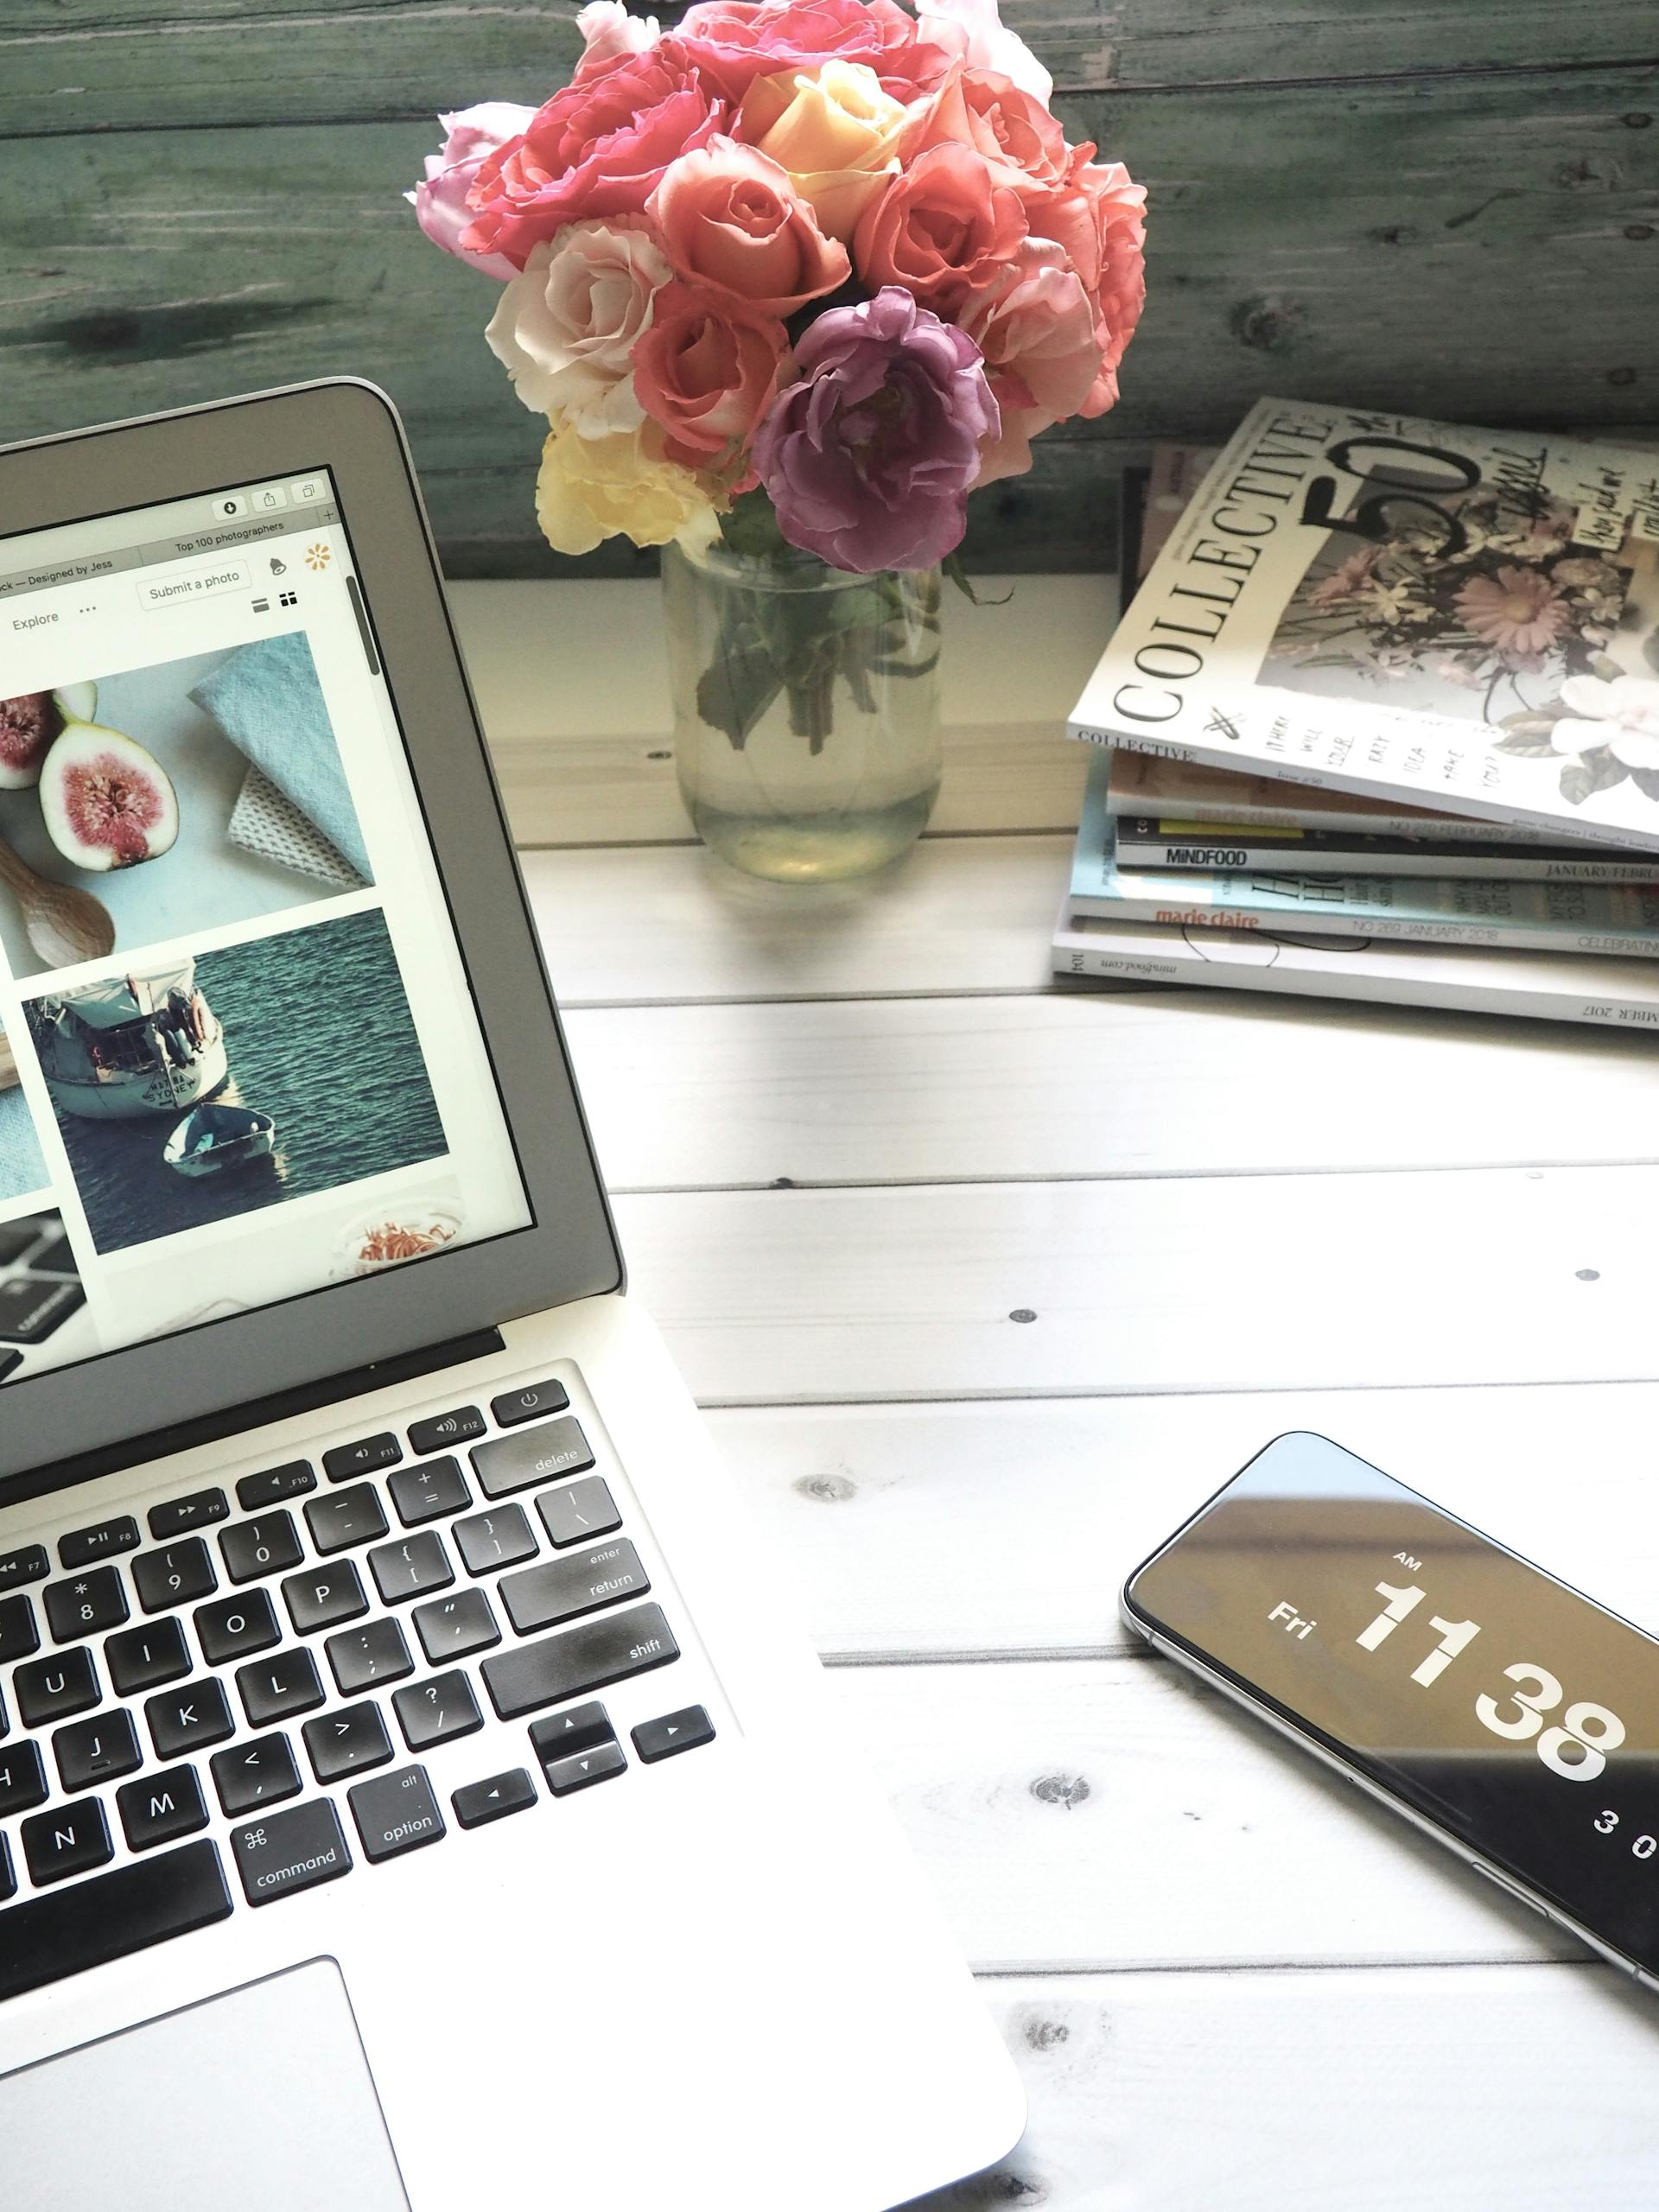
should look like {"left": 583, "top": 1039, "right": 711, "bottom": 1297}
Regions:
{"left": 407, "top": 104, "right": 536, "bottom": 281}
{"left": 753, "top": 287, "right": 999, "bottom": 572}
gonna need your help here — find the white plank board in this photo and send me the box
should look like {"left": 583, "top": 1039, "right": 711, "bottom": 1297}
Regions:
{"left": 613, "top": 1166, "right": 1658, "bottom": 1402}
{"left": 917, "top": 1963, "right": 1659, "bottom": 2210}
{"left": 832, "top": 1653, "right": 1576, "bottom": 1972}
{"left": 525, "top": 836, "right": 1067, "bottom": 1002}
{"left": 564, "top": 993, "right": 1659, "bottom": 1192}
{"left": 708, "top": 1380, "right": 1659, "bottom": 1661}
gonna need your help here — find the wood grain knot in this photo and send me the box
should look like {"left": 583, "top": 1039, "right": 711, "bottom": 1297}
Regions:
{"left": 1008, "top": 1307, "right": 1038, "bottom": 1324}
{"left": 795, "top": 1471, "right": 858, "bottom": 1503}
{"left": 947, "top": 2167, "right": 1048, "bottom": 2206}
{"left": 1023, "top": 2018, "right": 1071, "bottom": 2051}
{"left": 1227, "top": 295, "right": 1304, "bottom": 354}
{"left": 1030, "top": 1771, "right": 1092, "bottom": 1811}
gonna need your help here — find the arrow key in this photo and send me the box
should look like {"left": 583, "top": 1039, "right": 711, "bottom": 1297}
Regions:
{"left": 632, "top": 1705, "right": 715, "bottom": 1765}
{"left": 543, "top": 1739, "right": 626, "bottom": 1797}
{"left": 452, "top": 1766, "right": 537, "bottom": 1828}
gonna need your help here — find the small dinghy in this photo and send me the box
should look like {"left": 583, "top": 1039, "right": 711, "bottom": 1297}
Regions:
{"left": 164, "top": 1102, "right": 276, "bottom": 1178}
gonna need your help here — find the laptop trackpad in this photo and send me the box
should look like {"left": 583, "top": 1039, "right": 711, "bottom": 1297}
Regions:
{"left": 1, "top": 1959, "right": 411, "bottom": 2212}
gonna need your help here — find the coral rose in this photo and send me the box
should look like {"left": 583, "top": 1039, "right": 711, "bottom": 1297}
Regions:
{"left": 536, "top": 417, "right": 725, "bottom": 555}
{"left": 573, "top": 0, "right": 661, "bottom": 77}
{"left": 740, "top": 60, "right": 916, "bottom": 242}
{"left": 1073, "top": 157, "right": 1147, "bottom": 411}
{"left": 908, "top": 66, "right": 1069, "bottom": 190}
{"left": 407, "top": 104, "right": 537, "bottom": 281}
{"left": 486, "top": 219, "right": 673, "bottom": 433}
{"left": 753, "top": 286, "right": 999, "bottom": 572}
{"left": 912, "top": 0, "right": 1052, "bottom": 106}
{"left": 461, "top": 42, "right": 725, "bottom": 269}
{"left": 632, "top": 282, "right": 787, "bottom": 472}
{"left": 853, "top": 138, "right": 1026, "bottom": 313}
{"left": 957, "top": 240, "right": 1103, "bottom": 485}
{"left": 676, "top": 0, "right": 946, "bottom": 103}
{"left": 649, "top": 137, "right": 849, "bottom": 314}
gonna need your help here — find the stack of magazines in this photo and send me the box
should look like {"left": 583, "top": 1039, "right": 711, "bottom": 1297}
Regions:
{"left": 1058, "top": 404, "right": 1659, "bottom": 1027}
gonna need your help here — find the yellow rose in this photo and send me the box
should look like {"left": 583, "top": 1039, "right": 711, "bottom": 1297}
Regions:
{"left": 535, "top": 417, "right": 725, "bottom": 556}
{"left": 740, "top": 60, "right": 915, "bottom": 243}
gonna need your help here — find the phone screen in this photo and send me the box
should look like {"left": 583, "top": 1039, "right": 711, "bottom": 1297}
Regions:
{"left": 1125, "top": 1433, "right": 1659, "bottom": 1974}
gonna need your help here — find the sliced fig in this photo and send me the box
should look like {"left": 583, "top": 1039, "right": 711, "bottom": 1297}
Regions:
{"left": 40, "top": 721, "right": 180, "bottom": 871}
{"left": 0, "top": 682, "right": 99, "bottom": 790}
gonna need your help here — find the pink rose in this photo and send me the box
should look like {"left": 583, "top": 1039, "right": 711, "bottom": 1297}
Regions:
{"left": 852, "top": 139, "right": 1027, "bottom": 313}
{"left": 912, "top": 0, "right": 1052, "bottom": 106}
{"left": 573, "top": 0, "right": 662, "bottom": 77}
{"left": 957, "top": 241, "right": 1103, "bottom": 484}
{"left": 1072, "top": 158, "right": 1147, "bottom": 413}
{"left": 486, "top": 219, "right": 674, "bottom": 432}
{"left": 461, "top": 42, "right": 726, "bottom": 269}
{"left": 632, "top": 282, "right": 786, "bottom": 473}
{"left": 675, "top": 0, "right": 946, "bottom": 102}
{"left": 649, "top": 137, "right": 849, "bottom": 314}
{"left": 407, "top": 103, "right": 537, "bottom": 280}
{"left": 906, "top": 65, "right": 1068, "bottom": 190}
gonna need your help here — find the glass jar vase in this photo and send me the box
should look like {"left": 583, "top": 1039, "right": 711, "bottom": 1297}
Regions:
{"left": 662, "top": 536, "right": 943, "bottom": 883}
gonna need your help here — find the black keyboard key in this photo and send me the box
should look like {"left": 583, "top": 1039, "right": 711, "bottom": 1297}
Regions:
{"left": 349, "top": 1764, "right": 445, "bottom": 1863}
{"left": 0, "top": 1274, "right": 84, "bottom": 1344}
{"left": 54, "top": 1707, "right": 142, "bottom": 1793}
{"left": 283, "top": 1559, "right": 368, "bottom": 1637}
{"left": 219, "top": 1512, "right": 303, "bottom": 1585}
{"left": 367, "top": 1531, "right": 454, "bottom": 1606}
{"left": 106, "top": 1615, "right": 192, "bottom": 1698}
{"left": 0, "top": 1217, "right": 38, "bottom": 1262}
{"left": 0, "top": 1590, "right": 39, "bottom": 1664}
{"left": 22, "top": 1796, "right": 112, "bottom": 1885}
{"left": 544, "top": 1738, "right": 627, "bottom": 1796}
{"left": 16, "top": 1643, "right": 100, "bottom": 1728}
{"left": 117, "top": 1764, "right": 209, "bottom": 1851}
{"left": 195, "top": 1586, "right": 280, "bottom": 1666}
{"left": 452, "top": 1767, "right": 537, "bottom": 1828}
{"left": 149, "top": 1488, "right": 229, "bottom": 1540}
{"left": 481, "top": 1603, "right": 679, "bottom": 1721}
{"left": 0, "top": 1739, "right": 48, "bottom": 1816}
{"left": 324, "top": 1433, "right": 402, "bottom": 1483}
{"left": 236, "top": 1460, "right": 315, "bottom": 1510}
{"left": 528, "top": 1700, "right": 616, "bottom": 1765}
{"left": 306, "top": 1483, "right": 390, "bottom": 1557}
{"left": 631, "top": 1704, "right": 716, "bottom": 1764}
{"left": 303, "top": 1702, "right": 393, "bottom": 1783}
{"left": 409, "top": 1407, "right": 485, "bottom": 1456}
{"left": 132, "top": 1537, "right": 217, "bottom": 1614}
{"left": 44, "top": 1565, "right": 129, "bottom": 1643}
{"left": 0, "top": 1543, "right": 49, "bottom": 1592}
{"left": 0, "top": 1840, "right": 231, "bottom": 1999}
{"left": 147, "top": 1676, "right": 234, "bottom": 1761}
{"left": 491, "top": 1379, "right": 570, "bottom": 1428}
{"left": 59, "top": 1515, "right": 140, "bottom": 1570}
{"left": 237, "top": 1646, "right": 324, "bottom": 1729}
{"left": 472, "top": 1418, "right": 594, "bottom": 1502}
{"left": 413, "top": 1586, "right": 499, "bottom": 1665}
{"left": 0, "top": 1834, "right": 12, "bottom": 1903}
{"left": 500, "top": 1539, "right": 648, "bottom": 1637}
{"left": 392, "top": 1670, "right": 483, "bottom": 1751}
{"left": 388, "top": 1456, "right": 470, "bottom": 1528}
{"left": 537, "top": 1476, "right": 622, "bottom": 1551}
{"left": 213, "top": 1732, "right": 302, "bottom": 1816}
{"left": 454, "top": 1504, "right": 537, "bottom": 1578}
{"left": 326, "top": 1618, "right": 413, "bottom": 1698}
{"left": 232, "top": 1798, "right": 352, "bottom": 1905}
{"left": 0, "top": 1351, "right": 22, "bottom": 1382}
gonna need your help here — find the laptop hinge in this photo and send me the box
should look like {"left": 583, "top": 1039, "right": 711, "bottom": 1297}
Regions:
{"left": 3, "top": 1327, "right": 506, "bottom": 1512}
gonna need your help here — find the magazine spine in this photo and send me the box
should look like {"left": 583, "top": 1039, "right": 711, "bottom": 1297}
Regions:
{"left": 1066, "top": 886, "right": 1659, "bottom": 959}
{"left": 1102, "top": 783, "right": 1575, "bottom": 847}
{"left": 1111, "top": 831, "right": 1659, "bottom": 885}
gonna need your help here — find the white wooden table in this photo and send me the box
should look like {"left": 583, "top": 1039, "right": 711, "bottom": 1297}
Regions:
{"left": 454, "top": 574, "right": 1659, "bottom": 2209}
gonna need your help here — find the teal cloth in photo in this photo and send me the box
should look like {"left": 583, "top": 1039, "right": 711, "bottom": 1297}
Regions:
{"left": 190, "top": 635, "right": 371, "bottom": 882}
{"left": 0, "top": 1087, "right": 48, "bottom": 1205}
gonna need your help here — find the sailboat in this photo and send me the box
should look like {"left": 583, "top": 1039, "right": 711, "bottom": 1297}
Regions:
{"left": 33, "top": 961, "right": 229, "bottom": 1122}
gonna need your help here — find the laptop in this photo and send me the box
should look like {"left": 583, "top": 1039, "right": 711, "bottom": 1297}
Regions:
{"left": 0, "top": 381, "right": 1024, "bottom": 2210}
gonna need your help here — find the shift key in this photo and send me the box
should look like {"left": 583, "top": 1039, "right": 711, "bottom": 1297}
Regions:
{"left": 481, "top": 1602, "right": 678, "bottom": 1719}
{"left": 232, "top": 1797, "right": 353, "bottom": 1905}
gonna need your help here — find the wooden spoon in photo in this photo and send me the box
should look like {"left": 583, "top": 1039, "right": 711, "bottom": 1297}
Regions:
{"left": 0, "top": 836, "right": 116, "bottom": 970}
{"left": 0, "top": 1033, "right": 16, "bottom": 1091}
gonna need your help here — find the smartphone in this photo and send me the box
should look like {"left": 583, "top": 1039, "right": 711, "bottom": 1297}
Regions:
{"left": 1122, "top": 1431, "right": 1659, "bottom": 1988}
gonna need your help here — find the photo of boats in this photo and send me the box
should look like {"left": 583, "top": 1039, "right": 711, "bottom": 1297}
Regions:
{"left": 0, "top": 637, "right": 371, "bottom": 982}
{"left": 24, "top": 907, "right": 448, "bottom": 1253}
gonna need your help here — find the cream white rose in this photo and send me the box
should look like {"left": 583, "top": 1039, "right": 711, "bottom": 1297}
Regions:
{"left": 486, "top": 219, "right": 673, "bottom": 434}
{"left": 740, "top": 61, "right": 915, "bottom": 243}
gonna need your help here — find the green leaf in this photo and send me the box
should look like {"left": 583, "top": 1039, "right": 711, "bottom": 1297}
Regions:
{"left": 717, "top": 487, "right": 790, "bottom": 562}
{"left": 1491, "top": 729, "right": 1560, "bottom": 758}
{"left": 943, "top": 550, "right": 1013, "bottom": 607}
{"left": 1560, "top": 744, "right": 1626, "bottom": 805}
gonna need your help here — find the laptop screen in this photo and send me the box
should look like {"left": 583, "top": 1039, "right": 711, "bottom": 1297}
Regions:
{"left": 0, "top": 468, "right": 533, "bottom": 1394}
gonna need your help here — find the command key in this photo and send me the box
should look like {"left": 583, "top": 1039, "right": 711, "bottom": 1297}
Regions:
{"left": 232, "top": 1797, "right": 353, "bottom": 1906}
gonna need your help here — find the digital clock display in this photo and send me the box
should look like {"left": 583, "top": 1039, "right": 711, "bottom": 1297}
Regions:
{"left": 1125, "top": 1433, "right": 1659, "bottom": 1974}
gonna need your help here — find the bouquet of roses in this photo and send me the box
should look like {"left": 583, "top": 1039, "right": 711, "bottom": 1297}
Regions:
{"left": 409, "top": 0, "right": 1146, "bottom": 578}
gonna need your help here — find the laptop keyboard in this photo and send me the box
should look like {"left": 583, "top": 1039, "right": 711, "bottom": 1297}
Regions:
{"left": 0, "top": 1369, "right": 715, "bottom": 2004}
{"left": 0, "top": 1214, "right": 87, "bottom": 1387}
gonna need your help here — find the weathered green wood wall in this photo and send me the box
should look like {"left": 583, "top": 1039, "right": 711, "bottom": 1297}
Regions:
{"left": 3, "top": 3, "right": 1656, "bottom": 573}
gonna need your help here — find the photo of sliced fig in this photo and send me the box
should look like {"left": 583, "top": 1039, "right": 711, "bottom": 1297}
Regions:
{"left": 0, "top": 683, "right": 97, "bottom": 791}
{"left": 39, "top": 721, "right": 180, "bottom": 871}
